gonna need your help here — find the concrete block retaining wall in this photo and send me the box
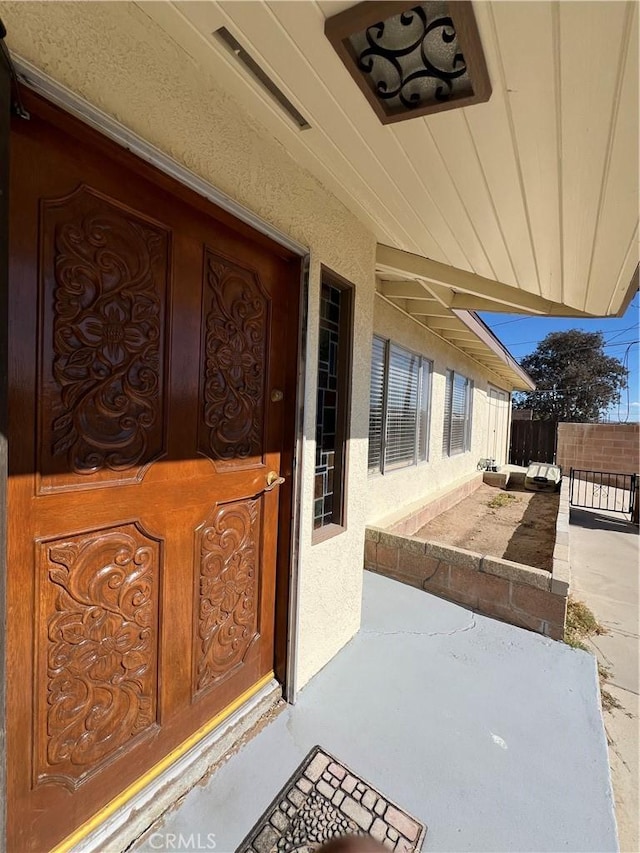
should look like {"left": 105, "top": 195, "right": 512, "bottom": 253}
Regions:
{"left": 551, "top": 479, "right": 571, "bottom": 597}
{"left": 365, "top": 481, "right": 571, "bottom": 640}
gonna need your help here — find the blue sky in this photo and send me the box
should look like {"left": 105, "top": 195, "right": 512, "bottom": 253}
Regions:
{"left": 479, "top": 290, "right": 640, "bottom": 422}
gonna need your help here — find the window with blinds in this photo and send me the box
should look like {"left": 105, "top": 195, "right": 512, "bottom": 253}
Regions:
{"left": 368, "top": 337, "right": 432, "bottom": 474}
{"left": 442, "top": 370, "right": 473, "bottom": 456}
{"left": 368, "top": 336, "right": 386, "bottom": 472}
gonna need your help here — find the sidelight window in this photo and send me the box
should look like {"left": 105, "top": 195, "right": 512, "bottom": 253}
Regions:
{"left": 313, "top": 272, "right": 353, "bottom": 538}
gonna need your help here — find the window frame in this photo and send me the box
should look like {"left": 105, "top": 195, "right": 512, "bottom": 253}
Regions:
{"left": 312, "top": 267, "right": 354, "bottom": 544}
{"left": 368, "top": 335, "right": 433, "bottom": 476}
{"left": 442, "top": 369, "right": 474, "bottom": 457}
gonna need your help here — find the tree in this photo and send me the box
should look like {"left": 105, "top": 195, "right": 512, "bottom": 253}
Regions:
{"left": 513, "top": 329, "right": 628, "bottom": 422}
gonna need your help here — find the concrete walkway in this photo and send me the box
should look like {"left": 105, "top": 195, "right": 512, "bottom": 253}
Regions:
{"left": 135, "top": 572, "right": 616, "bottom": 853}
{"left": 569, "top": 507, "right": 639, "bottom": 853}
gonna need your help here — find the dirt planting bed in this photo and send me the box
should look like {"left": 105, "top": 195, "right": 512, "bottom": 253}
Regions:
{"left": 414, "top": 482, "right": 559, "bottom": 571}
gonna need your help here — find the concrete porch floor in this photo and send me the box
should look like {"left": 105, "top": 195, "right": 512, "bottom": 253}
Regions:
{"left": 135, "top": 572, "right": 617, "bottom": 853}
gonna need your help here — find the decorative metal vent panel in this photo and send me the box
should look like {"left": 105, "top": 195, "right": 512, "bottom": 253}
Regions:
{"left": 325, "top": 1, "right": 491, "bottom": 124}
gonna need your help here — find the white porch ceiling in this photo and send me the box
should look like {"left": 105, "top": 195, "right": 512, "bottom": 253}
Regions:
{"left": 139, "top": 1, "right": 638, "bottom": 318}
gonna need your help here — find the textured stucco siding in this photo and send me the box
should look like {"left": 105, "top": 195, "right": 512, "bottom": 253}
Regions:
{"left": 368, "top": 298, "right": 512, "bottom": 528}
{"left": 1, "top": 1, "right": 376, "bottom": 690}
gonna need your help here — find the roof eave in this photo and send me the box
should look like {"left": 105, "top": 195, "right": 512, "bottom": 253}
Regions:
{"left": 454, "top": 310, "right": 536, "bottom": 391}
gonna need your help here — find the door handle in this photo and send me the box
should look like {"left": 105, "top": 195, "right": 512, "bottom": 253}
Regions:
{"left": 265, "top": 471, "right": 285, "bottom": 491}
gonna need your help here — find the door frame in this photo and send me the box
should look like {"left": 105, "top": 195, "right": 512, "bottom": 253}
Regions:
{"left": 0, "top": 37, "right": 11, "bottom": 853}
{"left": 487, "top": 383, "right": 509, "bottom": 464}
{"left": 2, "top": 54, "right": 310, "bottom": 849}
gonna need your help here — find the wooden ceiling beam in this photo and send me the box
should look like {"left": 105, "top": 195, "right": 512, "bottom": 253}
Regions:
{"left": 419, "top": 280, "right": 454, "bottom": 308}
{"left": 375, "top": 291, "right": 532, "bottom": 391}
{"left": 423, "top": 318, "right": 467, "bottom": 331}
{"left": 377, "top": 244, "right": 595, "bottom": 316}
{"left": 451, "top": 294, "right": 524, "bottom": 313}
{"left": 402, "top": 299, "right": 452, "bottom": 317}
{"left": 456, "top": 342, "right": 494, "bottom": 350}
{"left": 438, "top": 330, "right": 484, "bottom": 341}
{"left": 378, "top": 280, "right": 438, "bottom": 301}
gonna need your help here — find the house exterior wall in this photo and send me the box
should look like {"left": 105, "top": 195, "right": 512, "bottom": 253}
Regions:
{"left": 557, "top": 423, "right": 640, "bottom": 475}
{"left": 1, "top": 0, "right": 376, "bottom": 690}
{"left": 367, "top": 297, "right": 513, "bottom": 528}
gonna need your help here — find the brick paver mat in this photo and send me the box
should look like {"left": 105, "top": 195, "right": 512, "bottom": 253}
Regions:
{"left": 237, "top": 746, "right": 426, "bottom": 853}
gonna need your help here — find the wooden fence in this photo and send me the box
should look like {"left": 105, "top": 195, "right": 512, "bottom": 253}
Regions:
{"left": 509, "top": 420, "right": 558, "bottom": 467}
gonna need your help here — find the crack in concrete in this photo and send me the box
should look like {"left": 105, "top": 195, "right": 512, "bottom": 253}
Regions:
{"left": 362, "top": 615, "right": 477, "bottom": 638}
{"left": 608, "top": 682, "right": 639, "bottom": 698}
{"left": 600, "top": 625, "right": 640, "bottom": 641}
{"left": 605, "top": 723, "right": 632, "bottom": 774}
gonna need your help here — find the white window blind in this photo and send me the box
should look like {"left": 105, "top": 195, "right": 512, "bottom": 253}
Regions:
{"left": 368, "top": 336, "right": 386, "bottom": 472}
{"left": 442, "top": 370, "right": 473, "bottom": 456}
{"left": 368, "top": 337, "right": 431, "bottom": 474}
{"left": 418, "top": 359, "right": 431, "bottom": 461}
{"left": 385, "top": 345, "right": 419, "bottom": 469}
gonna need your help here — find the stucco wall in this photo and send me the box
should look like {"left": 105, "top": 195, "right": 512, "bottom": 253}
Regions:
{"left": 1, "top": 1, "right": 376, "bottom": 690}
{"left": 368, "top": 298, "right": 513, "bottom": 527}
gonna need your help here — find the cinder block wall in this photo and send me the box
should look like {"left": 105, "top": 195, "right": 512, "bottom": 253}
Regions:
{"left": 557, "top": 423, "right": 639, "bottom": 475}
{"left": 364, "top": 529, "right": 567, "bottom": 640}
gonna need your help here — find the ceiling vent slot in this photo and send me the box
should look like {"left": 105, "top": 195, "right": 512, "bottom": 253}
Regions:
{"left": 214, "top": 27, "right": 311, "bottom": 130}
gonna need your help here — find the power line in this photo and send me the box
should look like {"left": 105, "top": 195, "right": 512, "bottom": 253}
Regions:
{"left": 606, "top": 324, "right": 638, "bottom": 344}
{"left": 520, "top": 383, "right": 628, "bottom": 394}
{"left": 618, "top": 341, "right": 639, "bottom": 424}
{"left": 490, "top": 317, "right": 638, "bottom": 348}
{"left": 487, "top": 291, "right": 638, "bottom": 334}
{"left": 486, "top": 316, "right": 531, "bottom": 327}
{"left": 514, "top": 339, "right": 639, "bottom": 362}
{"left": 505, "top": 327, "right": 635, "bottom": 352}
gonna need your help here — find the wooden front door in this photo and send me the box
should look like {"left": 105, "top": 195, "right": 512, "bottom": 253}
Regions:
{"left": 7, "top": 95, "right": 299, "bottom": 852}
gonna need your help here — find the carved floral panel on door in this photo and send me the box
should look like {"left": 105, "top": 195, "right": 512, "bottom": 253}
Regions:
{"left": 198, "top": 250, "right": 269, "bottom": 469}
{"left": 35, "top": 523, "right": 161, "bottom": 790}
{"left": 38, "top": 186, "right": 169, "bottom": 492}
{"left": 194, "top": 499, "right": 261, "bottom": 697}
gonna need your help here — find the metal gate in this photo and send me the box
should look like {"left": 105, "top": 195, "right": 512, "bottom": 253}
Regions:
{"left": 569, "top": 468, "right": 637, "bottom": 514}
